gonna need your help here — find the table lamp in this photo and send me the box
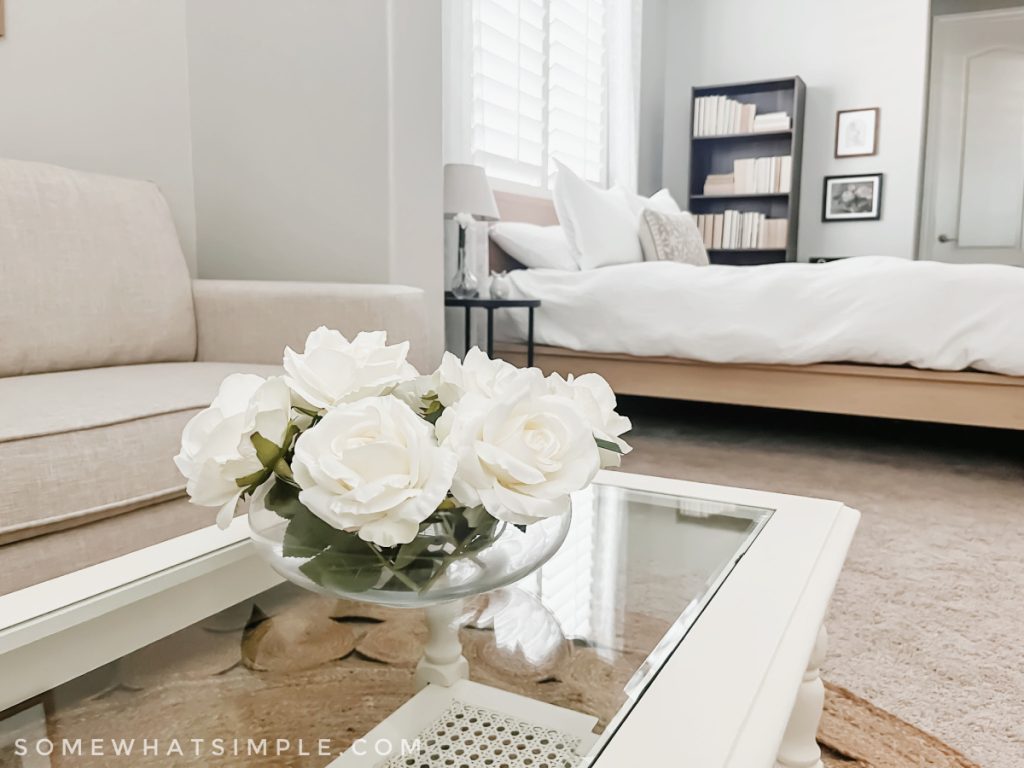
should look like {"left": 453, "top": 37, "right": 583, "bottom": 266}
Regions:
{"left": 444, "top": 163, "right": 500, "bottom": 298}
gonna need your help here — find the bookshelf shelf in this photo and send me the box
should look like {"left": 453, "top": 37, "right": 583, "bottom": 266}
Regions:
{"left": 707, "top": 248, "right": 787, "bottom": 253}
{"left": 692, "top": 130, "right": 793, "bottom": 141}
{"left": 688, "top": 76, "right": 806, "bottom": 264}
{"left": 691, "top": 193, "right": 790, "bottom": 200}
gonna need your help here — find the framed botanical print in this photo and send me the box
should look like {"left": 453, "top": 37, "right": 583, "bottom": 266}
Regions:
{"left": 834, "top": 108, "right": 879, "bottom": 158}
{"left": 822, "top": 174, "right": 883, "bottom": 222}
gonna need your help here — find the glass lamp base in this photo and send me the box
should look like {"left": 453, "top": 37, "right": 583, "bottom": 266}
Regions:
{"left": 451, "top": 241, "right": 479, "bottom": 298}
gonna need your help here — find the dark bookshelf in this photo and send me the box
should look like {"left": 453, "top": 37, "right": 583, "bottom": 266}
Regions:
{"left": 689, "top": 76, "right": 806, "bottom": 265}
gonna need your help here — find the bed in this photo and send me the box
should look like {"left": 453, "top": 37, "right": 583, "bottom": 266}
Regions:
{"left": 488, "top": 191, "right": 1024, "bottom": 430}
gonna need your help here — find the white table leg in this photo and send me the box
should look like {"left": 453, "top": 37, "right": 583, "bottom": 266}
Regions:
{"left": 414, "top": 600, "right": 469, "bottom": 690}
{"left": 775, "top": 624, "right": 828, "bottom": 768}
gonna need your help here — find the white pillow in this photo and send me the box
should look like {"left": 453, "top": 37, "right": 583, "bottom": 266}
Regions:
{"left": 489, "top": 223, "right": 579, "bottom": 271}
{"left": 552, "top": 161, "right": 643, "bottom": 269}
{"left": 621, "top": 187, "right": 683, "bottom": 218}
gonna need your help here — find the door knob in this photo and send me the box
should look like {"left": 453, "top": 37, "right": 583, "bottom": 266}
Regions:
{"left": 937, "top": 233, "right": 957, "bottom": 243}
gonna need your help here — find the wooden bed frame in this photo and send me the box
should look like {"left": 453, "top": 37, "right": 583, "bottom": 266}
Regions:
{"left": 488, "top": 190, "right": 1024, "bottom": 430}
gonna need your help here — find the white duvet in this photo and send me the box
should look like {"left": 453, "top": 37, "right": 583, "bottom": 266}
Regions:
{"left": 498, "top": 257, "right": 1024, "bottom": 376}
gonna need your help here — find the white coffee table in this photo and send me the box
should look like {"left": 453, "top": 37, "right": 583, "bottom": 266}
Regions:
{"left": 0, "top": 471, "right": 857, "bottom": 768}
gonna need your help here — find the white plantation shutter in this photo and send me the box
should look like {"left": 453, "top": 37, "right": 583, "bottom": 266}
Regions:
{"left": 547, "top": 0, "right": 607, "bottom": 185}
{"left": 467, "top": 0, "right": 609, "bottom": 189}
{"left": 471, "top": 0, "right": 547, "bottom": 187}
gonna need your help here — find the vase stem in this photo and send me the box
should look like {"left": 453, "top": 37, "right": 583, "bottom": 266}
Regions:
{"left": 414, "top": 600, "right": 469, "bottom": 690}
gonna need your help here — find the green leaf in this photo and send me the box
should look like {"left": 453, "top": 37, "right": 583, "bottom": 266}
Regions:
{"left": 273, "top": 458, "right": 294, "bottom": 481}
{"left": 463, "top": 505, "right": 490, "bottom": 528}
{"left": 299, "top": 547, "right": 382, "bottom": 593}
{"left": 422, "top": 401, "right": 444, "bottom": 425}
{"left": 282, "top": 507, "right": 337, "bottom": 558}
{"left": 235, "top": 467, "right": 270, "bottom": 490}
{"left": 464, "top": 517, "right": 500, "bottom": 552}
{"left": 264, "top": 481, "right": 304, "bottom": 520}
{"left": 393, "top": 536, "right": 438, "bottom": 570}
{"left": 595, "top": 437, "right": 624, "bottom": 454}
{"left": 387, "top": 561, "right": 441, "bottom": 591}
{"left": 331, "top": 530, "right": 379, "bottom": 556}
{"left": 251, "top": 432, "right": 283, "bottom": 469}
{"left": 283, "top": 422, "right": 301, "bottom": 449}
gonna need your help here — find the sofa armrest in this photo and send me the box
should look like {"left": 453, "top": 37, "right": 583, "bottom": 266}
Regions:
{"left": 193, "top": 280, "right": 430, "bottom": 370}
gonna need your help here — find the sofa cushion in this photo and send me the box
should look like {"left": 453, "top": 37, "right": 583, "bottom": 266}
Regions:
{"left": 0, "top": 496, "right": 213, "bottom": 597}
{"left": 0, "top": 158, "right": 197, "bottom": 377}
{"left": 0, "top": 362, "right": 280, "bottom": 545}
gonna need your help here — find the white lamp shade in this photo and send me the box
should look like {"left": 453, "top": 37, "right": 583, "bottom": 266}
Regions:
{"left": 444, "top": 163, "right": 500, "bottom": 221}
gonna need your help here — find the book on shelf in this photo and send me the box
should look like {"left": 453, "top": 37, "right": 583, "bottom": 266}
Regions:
{"left": 703, "top": 172, "right": 735, "bottom": 196}
{"left": 721, "top": 155, "right": 791, "bottom": 195}
{"left": 693, "top": 95, "right": 778, "bottom": 137}
{"left": 779, "top": 156, "right": 792, "bottom": 193}
{"left": 695, "top": 212, "right": 788, "bottom": 250}
{"left": 752, "top": 111, "right": 792, "bottom": 132}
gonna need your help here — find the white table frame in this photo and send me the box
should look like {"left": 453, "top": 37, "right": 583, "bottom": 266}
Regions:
{"left": 587, "top": 472, "right": 858, "bottom": 768}
{"left": 0, "top": 471, "right": 858, "bottom": 768}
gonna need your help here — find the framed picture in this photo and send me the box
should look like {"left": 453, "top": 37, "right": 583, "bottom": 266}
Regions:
{"left": 822, "top": 174, "right": 883, "bottom": 222}
{"left": 834, "top": 108, "right": 879, "bottom": 157}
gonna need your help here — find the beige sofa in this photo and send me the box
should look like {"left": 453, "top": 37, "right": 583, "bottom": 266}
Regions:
{"left": 0, "top": 158, "right": 428, "bottom": 595}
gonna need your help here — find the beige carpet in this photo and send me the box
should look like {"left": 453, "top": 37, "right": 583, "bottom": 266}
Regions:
{"left": 618, "top": 398, "right": 1024, "bottom": 768}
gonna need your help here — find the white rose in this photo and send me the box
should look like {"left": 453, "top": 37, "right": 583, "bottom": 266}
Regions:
{"left": 436, "top": 380, "right": 600, "bottom": 525}
{"left": 392, "top": 372, "right": 441, "bottom": 417}
{"left": 175, "top": 374, "right": 292, "bottom": 528}
{"left": 435, "top": 347, "right": 538, "bottom": 407}
{"left": 283, "top": 327, "right": 417, "bottom": 409}
{"left": 291, "top": 395, "right": 457, "bottom": 548}
{"left": 547, "top": 372, "right": 632, "bottom": 468}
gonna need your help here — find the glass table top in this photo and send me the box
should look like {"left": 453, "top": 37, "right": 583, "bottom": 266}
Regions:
{"left": 3, "top": 483, "right": 772, "bottom": 767}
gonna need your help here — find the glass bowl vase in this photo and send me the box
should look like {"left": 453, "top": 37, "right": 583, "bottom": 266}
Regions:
{"left": 246, "top": 482, "right": 572, "bottom": 608}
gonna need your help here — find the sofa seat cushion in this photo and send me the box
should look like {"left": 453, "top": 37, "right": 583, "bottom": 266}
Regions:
{"left": 0, "top": 158, "right": 197, "bottom": 377}
{"left": 0, "top": 362, "right": 280, "bottom": 545}
{"left": 0, "top": 497, "right": 213, "bottom": 597}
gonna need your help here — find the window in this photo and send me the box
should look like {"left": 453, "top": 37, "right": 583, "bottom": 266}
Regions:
{"left": 466, "top": 0, "right": 609, "bottom": 190}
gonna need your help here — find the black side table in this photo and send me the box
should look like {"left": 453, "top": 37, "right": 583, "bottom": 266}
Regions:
{"left": 444, "top": 293, "right": 541, "bottom": 366}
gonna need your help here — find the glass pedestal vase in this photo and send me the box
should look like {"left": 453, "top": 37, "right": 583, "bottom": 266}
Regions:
{"left": 246, "top": 483, "right": 572, "bottom": 688}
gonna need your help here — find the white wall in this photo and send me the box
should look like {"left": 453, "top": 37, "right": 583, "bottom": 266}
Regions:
{"left": 187, "top": 0, "right": 444, "bottom": 363}
{"left": 186, "top": 0, "right": 391, "bottom": 284}
{"left": 0, "top": 0, "right": 197, "bottom": 271}
{"left": 637, "top": 0, "right": 670, "bottom": 196}
{"left": 644, "top": 0, "right": 931, "bottom": 261}
{"left": 385, "top": 1, "right": 445, "bottom": 361}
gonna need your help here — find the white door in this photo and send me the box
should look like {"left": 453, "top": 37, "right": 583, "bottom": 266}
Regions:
{"left": 920, "top": 9, "right": 1024, "bottom": 265}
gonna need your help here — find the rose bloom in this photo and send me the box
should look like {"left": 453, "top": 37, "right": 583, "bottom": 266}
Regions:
{"left": 291, "top": 396, "right": 457, "bottom": 547}
{"left": 434, "top": 347, "right": 533, "bottom": 407}
{"left": 393, "top": 347, "right": 537, "bottom": 415}
{"left": 547, "top": 372, "right": 632, "bottom": 468}
{"left": 174, "top": 374, "right": 292, "bottom": 528}
{"left": 283, "top": 327, "right": 417, "bottom": 410}
{"left": 436, "top": 377, "right": 600, "bottom": 525}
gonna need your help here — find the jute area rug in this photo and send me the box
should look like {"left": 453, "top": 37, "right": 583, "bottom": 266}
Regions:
{"left": 819, "top": 682, "right": 979, "bottom": 768}
{"left": 19, "top": 594, "right": 980, "bottom": 768}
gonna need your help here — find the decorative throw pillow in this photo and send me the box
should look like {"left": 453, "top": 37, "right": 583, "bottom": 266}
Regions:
{"left": 552, "top": 160, "right": 643, "bottom": 269}
{"left": 639, "top": 210, "right": 710, "bottom": 266}
{"left": 489, "top": 223, "right": 579, "bottom": 270}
